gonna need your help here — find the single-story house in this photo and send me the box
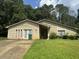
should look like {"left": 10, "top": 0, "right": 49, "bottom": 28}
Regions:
{"left": 6, "top": 19, "right": 78, "bottom": 40}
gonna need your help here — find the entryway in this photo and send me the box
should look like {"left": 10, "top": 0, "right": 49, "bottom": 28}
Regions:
{"left": 40, "top": 25, "right": 48, "bottom": 39}
{"left": 24, "top": 29, "right": 32, "bottom": 40}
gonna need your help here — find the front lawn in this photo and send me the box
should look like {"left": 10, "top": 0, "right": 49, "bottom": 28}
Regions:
{"left": 23, "top": 39, "right": 79, "bottom": 59}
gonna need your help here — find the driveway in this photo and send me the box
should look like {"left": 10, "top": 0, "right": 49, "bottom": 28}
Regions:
{"left": 0, "top": 40, "right": 33, "bottom": 59}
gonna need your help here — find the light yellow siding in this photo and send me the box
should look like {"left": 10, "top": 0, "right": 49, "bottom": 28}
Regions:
{"left": 40, "top": 21, "right": 77, "bottom": 36}
{"left": 8, "top": 21, "right": 40, "bottom": 40}
{"left": 8, "top": 20, "right": 77, "bottom": 40}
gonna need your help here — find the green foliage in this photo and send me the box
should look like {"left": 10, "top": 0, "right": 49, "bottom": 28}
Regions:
{"left": 49, "top": 32, "right": 79, "bottom": 40}
{"left": 0, "top": 0, "right": 26, "bottom": 28}
{"left": 68, "top": 35, "right": 78, "bottom": 40}
{"left": 75, "top": 9, "right": 79, "bottom": 28}
{"left": 62, "top": 35, "right": 68, "bottom": 39}
{"left": 55, "top": 4, "right": 77, "bottom": 27}
{"left": 24, "top": 4, "right": 54, "bottom": 21}
{"left": 49, "top": 33, "right": 57, "bottom": 39}
{"left": 0, "top": 2, "right": 77, "bottom": 28}
{"left": 61, "top": 14, "right": 74, "bottom": 25}
{"left": 68, "top": 35, "right": 75, "bottom": 40}
{"left": 56, "top": 4, "right": 69, "bottom": 14}
{"left": 0, "top": 0, "right": 27, "bottom": 37}
{"left": 62, "top": 35, "right": 79, "bottom": 40}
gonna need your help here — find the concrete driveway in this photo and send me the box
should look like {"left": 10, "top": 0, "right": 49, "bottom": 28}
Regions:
{"left": 0, "top": 40, "right": 33, "bottom": 59}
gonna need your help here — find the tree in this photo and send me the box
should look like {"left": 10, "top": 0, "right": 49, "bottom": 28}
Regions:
{"left": 24, "top": 4, "right": 55, "bottom": 21}
{"left": 74, "top": 9, "right": 79, "bottom": 28}
{"left": 56, "top": 4, "right": 69, "bottom": 14}
{"left": 9, "top": 0, "right": 26, "bottom": 24}
{"left": 55, "top": 4, "right": 69, "bottom": 22}
{"left": 55, "top": 4, "right": 77, "bottom": 27}
{"left": 34, "top": 4, "right": 55, "bottom": 21}
{"left": 0, "top": 0, "right": 26, "bottom": 37}
{"left": 0, "top": 0, "right": 26, "bottom": 27}
{"left": 76, "top": 9, "right": 79, "bottom": 23}
{"left": 61, "top": 14, "right": 76, "bottom": 26}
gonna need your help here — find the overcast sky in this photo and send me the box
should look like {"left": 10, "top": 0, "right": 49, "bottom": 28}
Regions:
{"left": 23, "top": 0, "right": 79, "bottom": 12}
{"left": 40, "top": 0, "right": 79, "bottom": 10}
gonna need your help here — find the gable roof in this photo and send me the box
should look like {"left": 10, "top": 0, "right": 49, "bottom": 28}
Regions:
{"left": 38, "top": 19, "right": 79, "bottom": 31}
{"left": 6, "top": 19, "right": 79, "bottom": 32}
{"left": 6, "top": 19, "right": 39, "bottom": 28}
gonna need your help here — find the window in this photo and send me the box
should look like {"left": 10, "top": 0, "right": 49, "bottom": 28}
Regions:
{"left": 21, "top": 29, "right": 22, "bottom": 37}
{"left": 58, "top": 30, "right": 65, "bottom": 36}
{"left": 16, "top": 29, "right": 20, "bottom": 38}
{"left": 29, "top": 29, "right": 32, "bottom": 35}
{"left": 16, "top": 29, "right": 23, "bottom": 38}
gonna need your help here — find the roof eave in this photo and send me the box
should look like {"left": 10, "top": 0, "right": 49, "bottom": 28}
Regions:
{"left": 6, "top": 19, "right": 39, "bottom": 28}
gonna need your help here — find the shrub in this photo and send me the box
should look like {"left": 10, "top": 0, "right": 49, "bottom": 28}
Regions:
{"left": 75, "top": 35, "right": 79, "bottom": 39}
{"left": 62, "top": 35, "right": 68, "bottom": 39}
{"left": 49, "top": 33, "right": 57, "bottom": 39}
{"left": 75, "top": 34, "right": 79, "bottom": 40}
{"left": 61, "top": 35, "right": 79, "bottom": 40}
{"left": 68, "top": 35, "right": 79, "bottom": 40}
{"left": 68, "top": 35, "right": 74, "bottom": 40}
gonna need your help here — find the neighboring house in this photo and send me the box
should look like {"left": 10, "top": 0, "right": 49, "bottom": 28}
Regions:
{"left": 6, "top": 19, "right": 78, "bottom": 40}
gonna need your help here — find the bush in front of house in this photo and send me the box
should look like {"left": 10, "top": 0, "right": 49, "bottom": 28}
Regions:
{"left": 69, "top": 35, "right": 79, "bottom": 40}
{"left": 62, "top": 35, "right": 68, "bottom": 39}
{"left": 57, "top": 35, "right": 79, "bottom": 40}
{"left": 49, "top": 33, "right": 79, "bottom": 40}
{"left": 67, "top": 35, "right": 74, "bottom": 40}
{"left": 75, "top": 35, "right": 79, "bottom": 39}
{"left": 49, "top": 33, "right": 57, "bottom": 39}
{"left": 62, "top": 35, "right": 79, "bottom": 40}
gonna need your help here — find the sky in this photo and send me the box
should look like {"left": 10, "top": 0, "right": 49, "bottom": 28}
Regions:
{"left": 23, "top": 0, "right": 39, "bottom": 8}
{"left": 23, "top": 0, "right": 79, "bottom": 12}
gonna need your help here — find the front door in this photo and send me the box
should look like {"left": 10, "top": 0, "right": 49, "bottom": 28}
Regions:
{"left": 24, "top": 29, "right": 32, "bottom": 40}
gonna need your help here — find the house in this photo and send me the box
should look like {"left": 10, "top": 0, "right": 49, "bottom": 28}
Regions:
{"left": 6, "top": 19, "right": 78, "bottom": 40}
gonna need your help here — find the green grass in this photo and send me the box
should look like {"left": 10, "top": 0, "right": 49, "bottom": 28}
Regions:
{"left": 23, "top": 39, "right": 79, "bottom": 59}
